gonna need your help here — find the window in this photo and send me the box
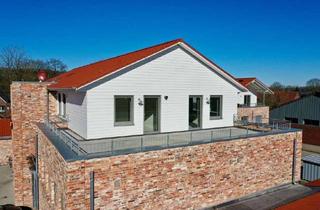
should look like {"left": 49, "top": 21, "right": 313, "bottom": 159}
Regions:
{"left": 304, "top": 119, "right": 319, "bottom": 126}
{"left": 0, "top": 106, "right": 5, "bottom": 113}
{"left": 255, "top": 115, "right": 262, "bottom": 123}
{"left": 285, "top": 117, "right": 298, "bottom": 124}
{"left": 58, "top": 93, "right": 67, "bottom": 118}
{"left": 62, "top": 94, "right": 66, "bottom": 117}
{"left": 244, "top": 95, "right": 251, "bottom": 106}
{"left": 241, "top": 116, "right": 249, "bottom": 123}
{"left": 58, "top": 93, "right": 62, "bottom": 115}
{"left": 114, "top": 96, "right": 133, "bottom": 126}
{"left": 210, "top": 95, "right": 222, "bottom": 119}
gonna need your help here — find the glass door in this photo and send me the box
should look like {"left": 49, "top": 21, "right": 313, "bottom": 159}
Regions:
{"left": 189, "top": 96, "right": 202, "bottom": 129}
{"left": 144, "top": 96, "right": 160, "bottom": 133}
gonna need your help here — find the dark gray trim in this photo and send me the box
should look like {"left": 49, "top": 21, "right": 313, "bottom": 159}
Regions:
{"left": 143, "top": 95, "right": 161, "bottom": 134}
{"left": 114, "top": 95, "right": 134, "bottom": 126}
{"left": 209, "top": 95, "right": 223, "bottom": 120}
{"left": 188, "top": 95, "right": 203, "bottom": 130}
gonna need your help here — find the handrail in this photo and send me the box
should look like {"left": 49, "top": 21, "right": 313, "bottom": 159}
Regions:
{"left": 43, "top": 120, "right": 292, "bottom": 158}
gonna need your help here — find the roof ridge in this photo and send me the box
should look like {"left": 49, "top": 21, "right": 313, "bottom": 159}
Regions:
{"left": 66, "top": 38, "right": 182, "bottom": 73}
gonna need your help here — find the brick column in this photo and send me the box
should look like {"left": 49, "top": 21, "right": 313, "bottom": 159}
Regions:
{"left": 11, "top": 82, "right": 51, "bottom": 206}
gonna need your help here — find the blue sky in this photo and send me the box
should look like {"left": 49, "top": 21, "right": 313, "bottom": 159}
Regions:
{"left": 0, "top": 0, "right": 319, "bottom": 85}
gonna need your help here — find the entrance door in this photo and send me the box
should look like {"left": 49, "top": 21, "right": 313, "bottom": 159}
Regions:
{"left": 144, "top": 96, "right": 160, "bottom": 133}
{"left": 189, "top": 96, "right": 202, "bottom": 129}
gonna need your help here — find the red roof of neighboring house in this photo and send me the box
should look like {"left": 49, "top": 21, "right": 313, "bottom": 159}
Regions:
{"left": 276, "top": 192, "right": 320, "bottom": 210}
{"left": 236, "top": 77, "right": 256, "bottom": 87}
{"left": 47, "top": 39, "right": 243, "bottom": 90}
{"left": 0, "top": 119, "right": 11, "bottom": 137}
{"left": 291, "top": 124, "right": 320, "bottom": 146}
{"left": 274, "top": 91, "right": 300, "bottom": 106}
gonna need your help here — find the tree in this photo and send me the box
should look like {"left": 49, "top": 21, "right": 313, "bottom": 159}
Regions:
{"left": 0, "top": 46, "right": 27, "bottom": 70}
{"left": 46, "top": 58, "right": 67, "bottom": 72}
{"left": 270, "top": 82, "right": 284, "bottom": 90}
{"left": 306, "top": 78, "right": 320, "bottom": 87}
{"left": 0, "top": 46, "right": 68, "bottom": 98}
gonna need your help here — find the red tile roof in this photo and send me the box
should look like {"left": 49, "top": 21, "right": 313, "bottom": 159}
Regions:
{"left": 0, "top": 119, "right": 11, "bottom": 137}
{"left": 48, "top": 39, "right": 243, "bottom": 90}
{"left": 291, "top": 124, "right": 320, "bottom": 146}
{"left": 236, "top": 77, "right": 256, "bottom": 87}
{"left": 273, "top": 91, "right": 301, "bottom": 106}
{"left": 48, "top": 39, "right": 183, "bottom": 89}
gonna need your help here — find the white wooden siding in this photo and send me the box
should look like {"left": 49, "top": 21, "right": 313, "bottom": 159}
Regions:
{"left": 238, "top": 91, "right": 257, "bottom": 105}
{"left": 86, "top": 47, "right": 240, "bottom": 139}
{"left": 63, "top": 91, "right": 88, "bottom": 138}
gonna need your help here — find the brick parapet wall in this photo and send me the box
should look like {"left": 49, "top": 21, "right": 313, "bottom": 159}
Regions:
{"left": 38, "top": 129, "right": 67, "bottom": 210}
{"left": 37, "top": 127, "right": 302, "bottom": 210}
{"left": 237, "top": 106, "right": 270, "bottom": 123}
{"left": 0, "top": 138, "right": 12, "bottom": 165}
{"left": 11, "top": 82, "right": 52, "bottom": 207}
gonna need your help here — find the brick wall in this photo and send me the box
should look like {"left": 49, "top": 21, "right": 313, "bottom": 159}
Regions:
{"left": 11, "top": 82, "right": 51, "bottom": 207}
{"left": 37, "top": 127, "right": 302, "bottom": 210}
{"left": 237, "top": 106, "right": 269, "bottom": 123}
{"left": 38, "top": 129, "right": 67, "bottom": 210}
{"left": 0, "top": 138, "right": 12, "bottom": 165}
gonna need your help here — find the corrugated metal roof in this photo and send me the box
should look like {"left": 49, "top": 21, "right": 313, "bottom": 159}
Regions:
{"left": 302, "top": 154, "right": 320, "bottom": 164}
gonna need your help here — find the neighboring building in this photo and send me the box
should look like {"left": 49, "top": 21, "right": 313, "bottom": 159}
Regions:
{"left": 0, "top": 91, "right": 10, "bottom": 118}
{"left": 265, "top": 90, "right": 300, "bottom": 109}
{"left": 270, "top": 93, "right": 320, "bottom": 156}
{"left": 236, "top": 77, "right": 273, "bottom": 106}
{"left": 236, "top": 77, "right": 273, "bottom": 123}
{"left": 0, "top": 118, "right": 12, "bottom": 166}
{"left": 10, "top": 39, "right": 302, "bottom": 209}
{"left": 270, "top": 93, "right": 320, "bottom": 126}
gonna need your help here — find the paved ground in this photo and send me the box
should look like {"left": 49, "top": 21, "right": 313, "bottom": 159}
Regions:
{"left": 0, "top": 165, "right": 14, "bottom": 205}
{"left": 208, "top": 184, "right": 319, "bottom": 210}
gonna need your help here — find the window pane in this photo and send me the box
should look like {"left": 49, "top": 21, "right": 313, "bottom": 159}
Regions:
{"left": 63, "top": 94, "right": 66, "bottom": 117}
{"left": 58, "top": 94, "right": 62, "bottom": 115}
{"left": 115, "top": 97, "right": 132, "bottom": 122}
{"left": 244, "top": 95, "right": 251, "bottom": 106}
{"left": 210, "top": 96, "right": 221, "bottom": 118}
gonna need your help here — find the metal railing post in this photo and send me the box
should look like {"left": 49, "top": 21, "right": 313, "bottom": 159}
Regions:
{"left": 111, "top": 140, "right": 114, "bottom": 155}
{"left": 140, "top": 137, "right": 143, "bottom": 151}
{"left": 229, "top": 128, "right": 232, "bottom": 138}
{"left": 211, "top": 130, "right": 213, "bottom": 142}
{"left": 166, "top": 134, "right": 169, "bottom": 147}
{"left": 246, "top": 127, "right": 249, "bottom": 137}
{"left": 190, "top": 132, "right": 192, "bottom": 144}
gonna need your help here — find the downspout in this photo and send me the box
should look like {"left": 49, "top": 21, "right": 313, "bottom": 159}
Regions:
{"left": 46, "top": 89, "right": 50, "bottom": 123}
{"left": 292, "top": 136, "right": 297, "bottom": 184}
{"left": 35, "top": 133, "right": 40, "bottom": 209}
{"left": 90, "top": 171, "right": 95, "bottom": 210}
